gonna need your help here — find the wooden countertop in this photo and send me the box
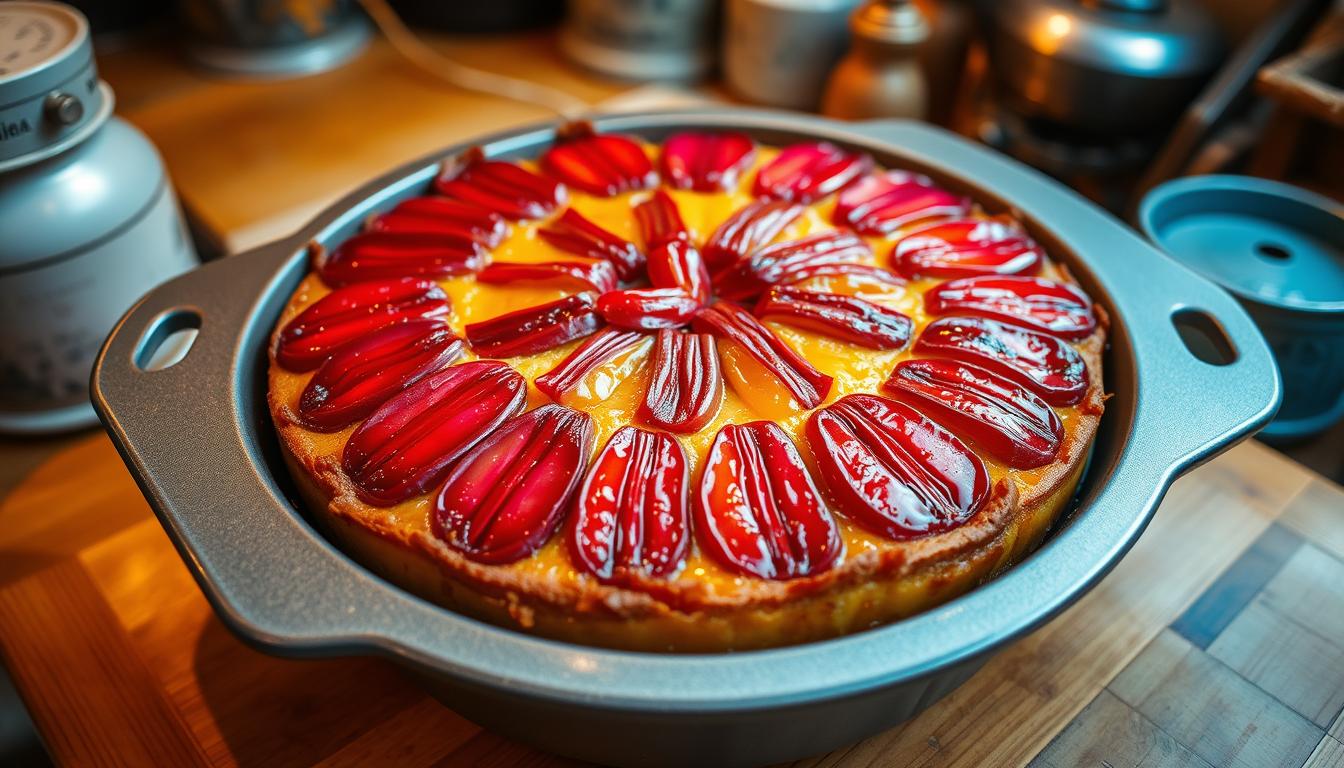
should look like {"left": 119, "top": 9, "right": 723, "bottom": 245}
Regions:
{"left": 2, "top": 27, "right": 1343, "bottom": 768}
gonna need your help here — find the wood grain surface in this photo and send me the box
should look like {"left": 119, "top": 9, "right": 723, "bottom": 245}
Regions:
{"left": 2, "top": 435, "right": 1342, "bottom": 767}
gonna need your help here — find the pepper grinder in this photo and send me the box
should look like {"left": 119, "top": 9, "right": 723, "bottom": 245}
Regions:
{"left": 821, "top": 0, "right": 930, "bottom": 121}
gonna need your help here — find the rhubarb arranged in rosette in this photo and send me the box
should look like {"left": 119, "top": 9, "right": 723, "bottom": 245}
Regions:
{"left": 268, "top": 124, "right": 1106, "bottom": 650}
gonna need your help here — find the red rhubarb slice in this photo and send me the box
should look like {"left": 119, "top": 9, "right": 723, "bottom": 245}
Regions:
{"left": 695, "top": 421, "right": 841, "bottom": 579}
{"left": 634, "top": 189, "right": 690, "bottom": 249}
{"left": 893, "top": 218, "right": 1043, "bottom": 279}
{"left": 298, "top": 320, "right": 463, "bottom": 432}
{"left": 476, "top": 260, "right": 618, "bottom": 293}
{"left": 806, "top": 394, "right": 990, "bottom": 540}
{"left": 660, "top": 131, "right": 756, "bottom": 192}
{"left": 754, "top": 286, "right": 912, "bottom": 349}
{"left": 924, "top": 275, "right": 1097, "bottom": 340}
{"left": 539, "top": 208, "right": 645, "bottom": 281}
{"left": 915, "top": 316, "right": 1088, "bottom": 406}
{"left": 884, "top": 358, "right": 1063, "bottom": 468}
{"left": 753, "top": 141, "right": 871, "bottom": 203}
{"left": 317, "top": 231, "right": 486, "bottom": 287}
{"left": 692, "top": 303, "right": 832, "bottom": 410}
{"left": 702, "top": 199, "right": 804, "bottom": 272}
{"left": 275, "top": 277, "right": 449, "bottom": 372}
{"left": 647, "top": 240, "right": 711, "bottom": 302}
{"left": 535, "top": 327, "right": 652, "bottom": 404}
{"left": 638, "top": 329, "right": 722, "bottom": 433}
{"left": 570, "top": 426, "right": 690, "bottom": 582}
{"left": 541, "top": 125, "right": 657, "bottom": 197}
{"left": 714, "top": 230, "right": 873, "bottom": 301}
{"left": 434, "top": 148, "right": 566, "bottom": 221}
{"left": 596, "top": 288, "right": 700, "bottom": 331}
{"left": 433, "top": 404, "right": 595, "bottom": 564}
{"left": 368, "top": 196, "right": 507, "bottom": 248}
{"left": 342, "top": 360, "right": 526, "bottom": 506}
{"left": 832, "top": 171, "right": 970, "bottom": 236}
{"left": 464, "top": 292, "right": 603, "bottom": 358}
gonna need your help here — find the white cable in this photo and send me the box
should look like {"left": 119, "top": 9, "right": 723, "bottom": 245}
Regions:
{"left": 357, "top": 0, "right": 591, "bottom": 123}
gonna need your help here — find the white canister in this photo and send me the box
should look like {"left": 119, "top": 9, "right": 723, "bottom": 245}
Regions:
{"left": 0, "top": 2, "right": 198, "bottom": 434}
{"left": 723, "top": 0, "right": 864, "bottom": 110}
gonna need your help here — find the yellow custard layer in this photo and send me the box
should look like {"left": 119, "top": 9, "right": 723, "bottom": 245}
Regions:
{"left": 271, "top": 146, "right": 1088, "bottom": 597}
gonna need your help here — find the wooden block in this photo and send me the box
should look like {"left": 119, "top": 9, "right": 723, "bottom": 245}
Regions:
{"left": 1305, "top": 736, "right": 1344, "bottom": 768}
{"left": 0, "top": 560, "right": 210, "bottom": 767}
{"left": 314, "top": 698, "right": 480, "bottom": 768}
{"left": 1030, "top": 689, "right": 1212, "bottom": 768}
{"left": 1110, "top": 629, "right": 1321, "bottom": 768}
{"left": 1171, "top": 523, "right": 1302, "bottom": 649}
{"left": 1280, "top": 479, "right": 1344, "bottom": 563}
{"left": 432, "top": 729, "right": 582, "bottom": 768}
{"left": 1257, "top": 545, "right": 1344, "bottom": 644}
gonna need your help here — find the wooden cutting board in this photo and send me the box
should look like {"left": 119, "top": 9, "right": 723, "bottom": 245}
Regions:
{"left": 1, "top": 434, "right": 1342, "bottom": 768}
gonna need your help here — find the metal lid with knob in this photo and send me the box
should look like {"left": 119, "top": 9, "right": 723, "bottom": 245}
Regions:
{"left": 0, "top": 1, "right": 110, "bottom": 172}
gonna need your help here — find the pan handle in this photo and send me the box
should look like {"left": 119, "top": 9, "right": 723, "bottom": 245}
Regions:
{"left": 850, "top": 119, "right": 1281, "bottom": 473}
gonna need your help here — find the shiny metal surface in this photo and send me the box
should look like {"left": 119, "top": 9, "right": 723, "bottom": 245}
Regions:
{"left": 92, "top": 111, "right": 1279, "bottom": 767}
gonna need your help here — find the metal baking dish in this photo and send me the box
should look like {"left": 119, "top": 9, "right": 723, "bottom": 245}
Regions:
{"left": 92, "top": 111, "right": 1279, "bottom": 768}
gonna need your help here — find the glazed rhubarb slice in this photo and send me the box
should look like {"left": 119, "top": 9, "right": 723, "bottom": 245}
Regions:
{"left": 570, "top": 426, "right": 690, "bottom": 582}
{"left": 647, "top": 240, "right": 711, "bottom": 302}
{"left": 541, "top": 124, "right": 657, "bottom": 197}
{"left": 317, "top": 231, "right": 487, "bottom": 287}
{"left": 465, "top": 292, "right": 603, "bottom": 358}
{"left": 368, "top": 196, "right": 507, "bottom": 248}
{"left": 275, "top": 278, "right": 449, "bottom": 372}
{"left": 692, "top": 303, "right": 832, "bottom": 410}
{"left": 434, "top": 148, "right": 566, "bottom": 221}
{"left": 634, "top": 189, "right": 690, "bottom": 249}
{"left": 832, "top": 171, "right": 969, "bottom": 236}
{"left": 475, "top": 259, "right": 618, "bottom": 293}
{"left": 714, "top": 230, "right": 873, "bottom": 301}
{"left": 753, "top": 141, "right": 872, "bottom": 203}
{"left": 696, "top": 421, "right": 841, "bottom": 580}
{"left": 597, "top": 288, "right": 700, "bottom": 331}
{"left": 342, "top": 360, "right": 526, "bottom": 506}
{"left": 298, "top": 320, "right": 463, "bottom": 432}
{"left": 916, "top": 316, "right": 1088, "bottom": 406}
{"left": 539, "top": 208, "right": 645, "bottom": 280}
{"left": 702, "top": 199, "right": 804, "bottom": 272}
{"left": 806, "top": 394, "right": 990, "bottom": 540}
{"left": 754, "top": 286, "right": 913, "bottom": 350}
{"left": 660, "top": 131, "right": 756, "bottom": 192}
{"left": 893, "top": 218, "right": 1043, "bottom": 279}
{"left": 924, "top": 275, "right": 1097, "bottom": 340}
{"left": 433, "top": 404, "right": 595, "bottom": 564}
{"left": 535, "top": 327, "right": 652, "bottom": 405}
{"left": 638, "top": 329, "right": 722, "bottom": 433}
{"left": 884, "top": 358, "right": 1063, "bottom": 469}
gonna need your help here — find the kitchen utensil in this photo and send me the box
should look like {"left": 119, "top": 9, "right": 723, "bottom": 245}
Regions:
{"left": 179, "top": 0, "right": 371, "bottom": 77}
{"left": 723, "top": 0, "right": 863, "bottom": 110}
{"left": 0, "top": 0, "right": 197, "bottom": 435}
{"left": 92, "top": 110, "right": 1279, "bottom": 768}
{"left": 980, "top": 0, "right": 1226, "bottom": 136}
{"left": 1140, "top": 174, "right": 1343, "bottom": 441}
{"left": 560, "top": 0, "right": 719, "bottom": 82}
{"left": 821, "top": 0, "right": 929, "bottom": 120}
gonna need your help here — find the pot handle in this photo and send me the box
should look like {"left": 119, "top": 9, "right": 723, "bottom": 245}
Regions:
{"left": 850, "top": 119, "right": 1281, "bottom": 473}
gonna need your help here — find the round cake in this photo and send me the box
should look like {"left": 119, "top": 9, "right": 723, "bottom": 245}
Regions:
{"left": 268, "top": 125, "right": 1107, "bottom": 652}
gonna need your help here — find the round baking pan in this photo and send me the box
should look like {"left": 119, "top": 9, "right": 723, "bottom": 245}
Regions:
{"left": 92, "top": 111, "right": 1280, "bottom": 768}
{"left": 1140, "top": 174, "right": 1344, "bottom": 442}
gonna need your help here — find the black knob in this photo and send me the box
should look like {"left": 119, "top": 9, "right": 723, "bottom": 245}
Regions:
{"left": 44, "top": 92, "right": 84, "bottom": 126}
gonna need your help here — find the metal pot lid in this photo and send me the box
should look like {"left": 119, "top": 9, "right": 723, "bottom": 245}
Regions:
{"left": 0, "top": 1, "right": 108, "bottom": 169}
{"left": 984, "top": 0, "right": 1223, "bottom": 79}
{"left": 1139, "top": 175, "right": 1344, "bottom": 314}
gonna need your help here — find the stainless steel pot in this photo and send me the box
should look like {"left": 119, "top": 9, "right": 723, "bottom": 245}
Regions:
{"left": 91, "top": 110, "right": 1278, "bottom": 768}
{"left": 980, "top": 0, "right": 1225, "bottom": 136}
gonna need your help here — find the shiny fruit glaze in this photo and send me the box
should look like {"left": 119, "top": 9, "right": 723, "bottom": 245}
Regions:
{"left": 270, "top": 142, "right": 1098, "bottom": 597}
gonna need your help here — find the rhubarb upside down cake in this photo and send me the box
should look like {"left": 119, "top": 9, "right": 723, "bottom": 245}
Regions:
{"left": 268, "top": 125, "right": 1107, "bottom": 652}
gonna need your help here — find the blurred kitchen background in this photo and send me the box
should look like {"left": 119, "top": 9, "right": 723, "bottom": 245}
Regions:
{"left": 0, "top": 0, "right": 1341, "bottom": 763}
